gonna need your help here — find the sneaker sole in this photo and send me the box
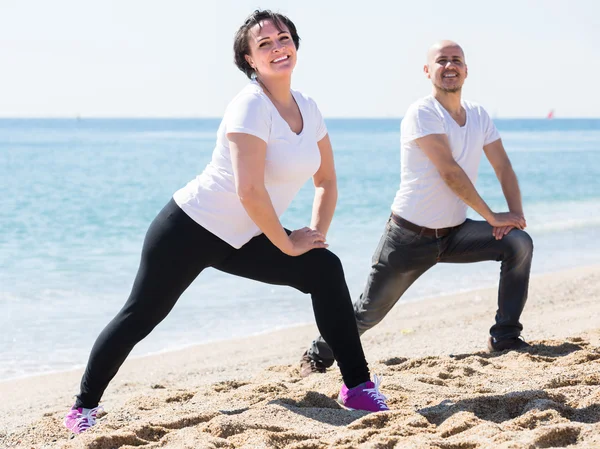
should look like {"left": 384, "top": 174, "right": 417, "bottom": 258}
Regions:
{"left": 336, "top": 396, "right": 356, "bottom": 411}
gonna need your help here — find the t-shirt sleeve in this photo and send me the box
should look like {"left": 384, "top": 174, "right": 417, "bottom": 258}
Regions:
{"left": 481, "top": 107, "right": 501, "bottom": 146}
{"left": 315, "top": 103, "right": 327, "bottom": 142}
{"left": 401, "top": 104, "right": 445, "bottom": 144}
{"left": 310, "top": 98, "right": 328, "bottom": 141}
{"left": 224, "top": 93, "right": 271, "bottom": 143}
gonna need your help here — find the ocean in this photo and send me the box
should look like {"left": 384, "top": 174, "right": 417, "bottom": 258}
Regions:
{"left": 1, "top": 117, "right": 599, "bottom": 381}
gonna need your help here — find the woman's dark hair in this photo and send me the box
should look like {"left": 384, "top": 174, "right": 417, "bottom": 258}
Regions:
{"left": 233, "top": 10, "right": 300, "bottom": 79}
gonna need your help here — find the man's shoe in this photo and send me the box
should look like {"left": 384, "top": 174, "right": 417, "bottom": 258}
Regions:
{"left": 487, "top": 336, "right": 531, "bottom": 352}
{"left": 300, "top": 350, "right": 327, "bottom": 377}
{"left": 338, "top": 375, "right": 390, "bottom": 412}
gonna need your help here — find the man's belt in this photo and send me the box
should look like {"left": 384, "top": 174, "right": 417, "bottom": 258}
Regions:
{"left": 390, "top": 213, "right": 457, "bottom": 238}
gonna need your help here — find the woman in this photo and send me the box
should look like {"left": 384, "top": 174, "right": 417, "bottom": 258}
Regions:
{"left": 65, "top": 10, "right": 389, "bottom": 434}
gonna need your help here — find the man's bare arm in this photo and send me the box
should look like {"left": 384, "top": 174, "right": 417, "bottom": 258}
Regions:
{"left": 483, "top": 138, "right": 524, "bottom": 216}
{"left": 414, "top": 133, "right": 525, "bottom": 229}
{"left": 483, "top": 138, "right": 526, "bottom": 239}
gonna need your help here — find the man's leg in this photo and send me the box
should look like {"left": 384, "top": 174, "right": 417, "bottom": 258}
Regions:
{"left": 307, "top": 217, "right": 439, "bottom": 368}
{"left": 439, "top": 219, "right": 533, "bottom": 342}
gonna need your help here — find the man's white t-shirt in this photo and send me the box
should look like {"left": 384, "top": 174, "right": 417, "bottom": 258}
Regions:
{"left": 391, "top": 95, "right": 501, "bottom": 228}
{"left": 173, "top": 81, "right": 327, "bottom": 248}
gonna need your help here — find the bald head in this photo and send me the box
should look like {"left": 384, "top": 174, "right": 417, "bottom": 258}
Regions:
{"left": 427, "top": 40, "right": 465, "bottom": 64}
{"left": 424, "top": 40, "right": 468, "bottom": 94}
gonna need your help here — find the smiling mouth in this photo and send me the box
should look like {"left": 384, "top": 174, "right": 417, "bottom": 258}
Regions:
{"left": 271, "top": 55, "right": 290, "bottom": 64}
{"left": 443, "top": 72, "right": 458, "bottom": 79}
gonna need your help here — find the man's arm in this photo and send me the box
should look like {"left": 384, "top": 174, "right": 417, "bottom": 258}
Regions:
{"left": 414, "top": 133, "right": 525, "bottom": 230}
{"left": 483, "top": 138, "right": 526, "bottom": 239}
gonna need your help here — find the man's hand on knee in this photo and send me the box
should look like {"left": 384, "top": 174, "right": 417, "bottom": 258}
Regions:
{"left": 492, "top": 225, "right": 514, "bottom": 240}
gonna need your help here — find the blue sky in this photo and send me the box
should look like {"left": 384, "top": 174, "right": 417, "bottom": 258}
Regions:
{"left": 1, "top": 0, "right": 598, "bottom": 118}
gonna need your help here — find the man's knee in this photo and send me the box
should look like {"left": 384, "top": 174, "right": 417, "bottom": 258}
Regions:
{"left": 353, "top": 290, "right": 395, "bottom": 334}
{"left": 355, "top": 311, "right": 384, "bottom": 335}
{"left": 504, "top": 229, "right": 534, "bottom": 259}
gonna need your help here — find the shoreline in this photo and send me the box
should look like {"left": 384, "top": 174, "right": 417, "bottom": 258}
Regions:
{"left": 2, "top": 263, "right": 599, "bottom": 448}
{"left": 0, "top": 322, "right": 313, "bottom": 385}
{"left": 3, "top": 262, "right": 599, "bottom": 385}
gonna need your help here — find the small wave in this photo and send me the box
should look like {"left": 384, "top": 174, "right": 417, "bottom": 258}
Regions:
{"left": 529, "top": 218, "right": 600, "bottom": 232}
{"left": 524, "top": 199, "right": 600, "bottom": 233}
{"left": 124, "top": 131, "right": 217, "bottom": 141}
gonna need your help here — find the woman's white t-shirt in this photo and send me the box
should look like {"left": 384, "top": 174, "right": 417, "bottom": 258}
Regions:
{"left": 173, "top": 81, "right": 328, "bottom": 248}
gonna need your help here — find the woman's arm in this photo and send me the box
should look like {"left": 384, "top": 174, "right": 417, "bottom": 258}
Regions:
{"left": 310, "top": 134, "right": 337, "bottom": 236}
{"left": 228, "top": 132, "right": 327, "bottom": 256}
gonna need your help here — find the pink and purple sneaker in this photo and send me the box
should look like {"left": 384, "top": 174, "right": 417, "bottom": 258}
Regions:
{"left": 338, "top": 375, "right": 389, "bottom": 412}
{"left": 64, "top": 405, "right": 103, "bottom": 434}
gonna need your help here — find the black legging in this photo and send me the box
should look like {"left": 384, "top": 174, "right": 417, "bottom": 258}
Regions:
{"left": 75, "top": 199, "right": 370, "bottom": 408}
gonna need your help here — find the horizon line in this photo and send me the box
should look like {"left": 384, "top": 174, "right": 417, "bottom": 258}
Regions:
{"left": 1, "top": 116, "right": 599, "bottom": 120}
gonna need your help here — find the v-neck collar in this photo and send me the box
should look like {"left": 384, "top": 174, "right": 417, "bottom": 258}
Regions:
{"left": 253, "top": 80, "right": 305, "bottom": 136}
{"left": 432, "top": 96, "right": 468, "bottom": 129}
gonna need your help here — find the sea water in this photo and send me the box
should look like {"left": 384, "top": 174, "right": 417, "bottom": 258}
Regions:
{"left": 1, "top": 118, "right": 599, "bottom": 380}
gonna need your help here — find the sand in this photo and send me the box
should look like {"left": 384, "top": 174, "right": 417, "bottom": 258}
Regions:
{"left": 1, "top": 265, "right": 599, "bottom": 449}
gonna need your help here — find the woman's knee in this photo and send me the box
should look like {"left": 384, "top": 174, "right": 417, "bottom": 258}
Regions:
{"left": 298, "top": 249, "right": 346, "bottom": 292}
{"left": 119, "top": 299, "right": 173, "bottom": 335}
{"left": 311, "top": 249, "right": 344, "bottom": 274}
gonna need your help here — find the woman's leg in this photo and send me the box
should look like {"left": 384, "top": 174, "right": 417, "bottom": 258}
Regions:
{"left": 214, "top": 233, "right": 370, "bottom": 388}
{"left": 75, "top": 199, "right": 233, "bottom": 408}
{"left": 307, "top": 217, "right": 438, "bottom": 367}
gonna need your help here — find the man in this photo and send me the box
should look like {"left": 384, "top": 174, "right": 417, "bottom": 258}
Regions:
{"left": 301, "top": 40, "right": 534, "bottom": 376}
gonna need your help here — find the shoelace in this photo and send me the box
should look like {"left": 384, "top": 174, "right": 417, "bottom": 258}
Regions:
{"left": 363, "top": 375, "right": 388, "bottom": 407}
{"left": 75, "top": 406, "right": 103, "bottom": 431}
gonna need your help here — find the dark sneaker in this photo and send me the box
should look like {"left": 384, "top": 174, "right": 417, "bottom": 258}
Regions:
{"left": 300, "top": 350, "right": 327, "bottom": 377}
{"left": 487, "top": 336, "right": 531, "bottom": 352}
{"left": 338, "top": 375, "right": 390, "bottom": 412}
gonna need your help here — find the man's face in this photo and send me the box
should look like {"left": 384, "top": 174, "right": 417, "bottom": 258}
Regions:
{"left": 425, "top": 44, "right": 468, "bottom": 93}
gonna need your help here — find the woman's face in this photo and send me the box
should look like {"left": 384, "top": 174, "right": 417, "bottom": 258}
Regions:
{"left": 245, "top": 20, "right": 297, "bottom": 79}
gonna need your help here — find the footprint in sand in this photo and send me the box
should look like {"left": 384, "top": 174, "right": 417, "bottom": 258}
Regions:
{"left": 533, "top": 424, "right": 581, "bottom": 448}
{"left": 212, "top": 380, "right": 249, "bottom": 393}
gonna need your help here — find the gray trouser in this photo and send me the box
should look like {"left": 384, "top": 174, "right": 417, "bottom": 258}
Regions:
{"left": 307, "top": 216, "right": 534, "bottom": 367}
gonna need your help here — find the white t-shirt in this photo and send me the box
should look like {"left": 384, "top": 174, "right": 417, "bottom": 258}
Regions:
{"left": 173, "top": 81, "right": 327, "bottom": 248}
{"left": 391, "top": 95, "right": 501, "bottom": 228}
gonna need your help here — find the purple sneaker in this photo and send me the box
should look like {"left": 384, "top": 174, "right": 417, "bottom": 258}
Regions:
{"left": 64, "top": 405, "right": 103, "bottom": 434}
{"left": 338, "top": 375, "right": 389, "bottom": 412}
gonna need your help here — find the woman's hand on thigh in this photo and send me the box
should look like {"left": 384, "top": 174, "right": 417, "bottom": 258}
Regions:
{"left": 285, "top": 227, "right": 328, "bottom": 256}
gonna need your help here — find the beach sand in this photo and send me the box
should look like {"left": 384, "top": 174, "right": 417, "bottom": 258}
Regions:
{"left": 1, "top": 265, "right": 599, "bottom": 449}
